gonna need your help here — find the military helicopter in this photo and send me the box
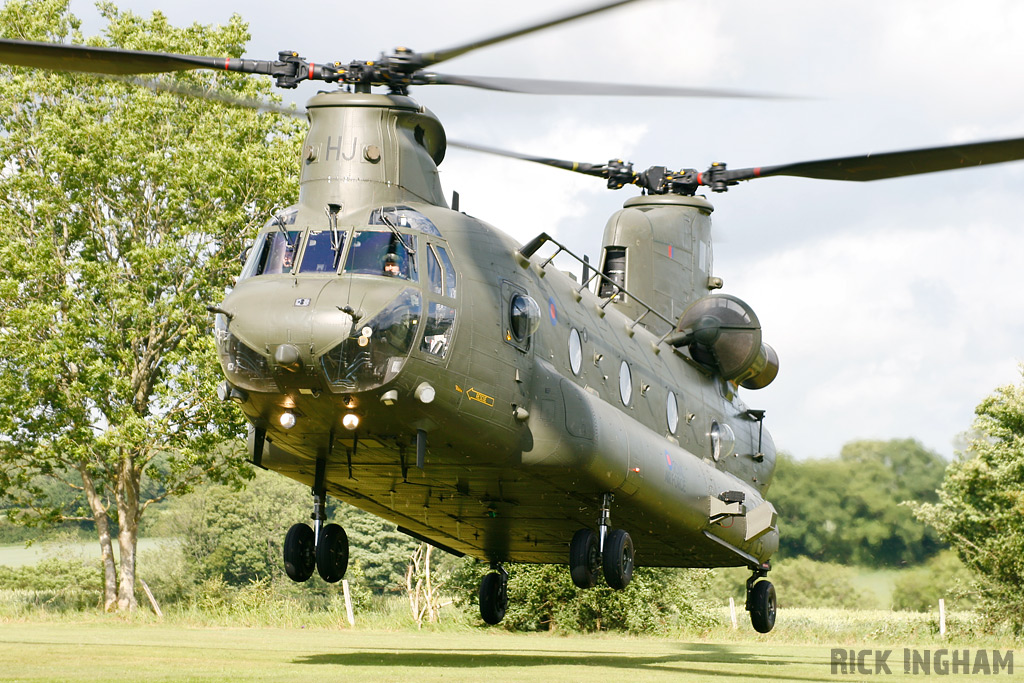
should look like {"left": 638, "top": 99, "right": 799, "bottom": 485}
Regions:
{"left": 5, "top": 0, "right": 1024, "bottom": 634}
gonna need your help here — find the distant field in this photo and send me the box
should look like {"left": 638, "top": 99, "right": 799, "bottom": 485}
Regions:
{"left": 0, "top": 620, "right": 1015, "bottom": 683}
{"left": 0, "top": 539, "right": 172, "bottom": 568}
{"left": 852, "top": 568, "right": 902, "bottom": 607}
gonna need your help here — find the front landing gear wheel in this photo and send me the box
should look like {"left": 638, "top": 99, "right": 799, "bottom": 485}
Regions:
{"left": 316, "top": 523, "right": 349, "bottom": 583}
{"left": 283, "top": 523, "right": 316, "bottom": 582}
{"left": 602, "top": 528, "right": 634, "bottom": 590}
{"left": 749, "top": 580, "right": 777, "bottom": 633}
{"left": 569, "top": 528, "right": 601, "bottom": 589}
{"left": 479, "top": 571, "right": 508, "bottom": 625}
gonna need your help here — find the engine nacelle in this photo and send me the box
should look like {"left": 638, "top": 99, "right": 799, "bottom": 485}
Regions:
{"left": 672, "top": 294, "right": 779, "bottom": 389}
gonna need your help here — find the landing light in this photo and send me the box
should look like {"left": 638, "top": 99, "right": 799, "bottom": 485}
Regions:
{"left": 279, "top": 411, "right": 297, "bottom": 429}
{"left": 342, "top": 413, "right": 360, "bottom": 430}
{"left": 415, "top": 382, "right": 435, "bottom": 404}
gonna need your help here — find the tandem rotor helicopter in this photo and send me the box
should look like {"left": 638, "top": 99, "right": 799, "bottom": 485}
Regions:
{"left": 5, "top": 0, "right": 1024, "bottom": 634}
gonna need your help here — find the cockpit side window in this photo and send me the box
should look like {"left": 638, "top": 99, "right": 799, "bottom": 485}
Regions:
{"left": 298, "top": 229, "right": 346, "bottom": 274}
{"left": 436, "top": 246, "right": 456, "bottom": 298}
{"left": 344, "top": 230, "right": 418, "bottom": 281}
{"left": 247, "top": 230, "right": 302, "bottom": 277}
{"left": 426, "top": 246, "right": 443, "bottom": 295}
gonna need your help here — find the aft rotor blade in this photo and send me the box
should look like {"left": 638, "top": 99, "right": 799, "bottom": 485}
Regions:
{"left": 426, "top": 72, "right": 792, "bottom": 99}
{"left": 417, "top": 0, "right": 643, "bottom": 67}
{"left": 449, "top": 140, "right": 607, "bottom": 176}
{"left": 721, "top": 136, "right": 1024, "bottom": 184}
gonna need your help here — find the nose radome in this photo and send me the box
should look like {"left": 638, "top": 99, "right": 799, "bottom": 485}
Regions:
{"left": 274, "top": 344, "right": 302, "bottom": 372}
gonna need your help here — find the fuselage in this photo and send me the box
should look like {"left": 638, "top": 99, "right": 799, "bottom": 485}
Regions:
{"left": 213, "top": 90, "right": 779, "bottom": 569}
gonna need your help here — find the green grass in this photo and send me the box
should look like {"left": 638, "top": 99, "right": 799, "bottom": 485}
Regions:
{"left": 0, "top": 618, "right": 1018, "bottom": 683}
{"left": 0, "top": 539, "right": 172, "bottom": 569}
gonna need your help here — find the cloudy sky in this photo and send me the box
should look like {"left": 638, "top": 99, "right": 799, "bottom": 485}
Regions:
{"left": 69, "top": 0, "right": 1024, "bottom": 460}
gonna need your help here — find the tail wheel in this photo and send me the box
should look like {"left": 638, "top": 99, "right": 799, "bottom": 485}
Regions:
{"left": 569, "top": 528, "right": 600, "bottom": 589}
{"left": 283, "top": 523, "right": 316, "bottom": 582}
{"left": 602, "top": 528, "right": 634, "bottom": 590}
{"left": 316, "top": 523, "right": 349, "bottom": 583}
{"left": 479, "top": 572, "right": 508, "bottom": 625}
{"left": 749, "top": 580, "right": 777, "bottom": 633}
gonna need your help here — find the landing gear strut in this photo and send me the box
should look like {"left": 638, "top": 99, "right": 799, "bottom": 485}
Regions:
{"left": 479, "top": 563, "right": 509, "bottom": 625}
{"left": 283, "top": 456, "right": 349, "bottom": 584}
{"left": 746, "top": 563, "right": 776, "bottom": 633}
{"left": 569, "top": 493, "right": 634, "bottom": 590}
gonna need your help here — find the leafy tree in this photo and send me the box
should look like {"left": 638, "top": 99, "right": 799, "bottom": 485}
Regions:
{"left": 334, "top": 503, "right": 419, "bottom": 594}
{"left": 152, "top": 468, "right": 419, "bottom": 598}
{"left": 915, "top": 371, "right": 1024, "bottom": 631}
{"left": 891, "top": 550, "right": 976, "bottom": 612}
{"left": 0, "top": 0, "right": 302, "bottom": 611}
{"left": 770, "top": 439, "right": 946, "bottom": 566}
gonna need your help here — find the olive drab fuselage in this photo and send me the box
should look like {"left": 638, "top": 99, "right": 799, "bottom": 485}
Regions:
{"left": 214, "top": 90, "right": 780, "bottom": 568}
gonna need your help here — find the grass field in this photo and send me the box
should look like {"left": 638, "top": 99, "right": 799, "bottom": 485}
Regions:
{"left": 0, "top": 619, "right": 1018, "bottom": 683}
{"left": 0, "top": 539, "right": 171, "bottom": 569}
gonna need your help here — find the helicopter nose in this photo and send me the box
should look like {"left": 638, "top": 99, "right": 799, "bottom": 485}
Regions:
{"left": 216, "top": 277, "right": 355, "bottom": 390}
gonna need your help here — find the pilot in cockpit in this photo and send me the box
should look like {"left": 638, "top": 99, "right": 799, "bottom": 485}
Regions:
{"left": 383, "top": 252, "right": 401, "bottom": 277}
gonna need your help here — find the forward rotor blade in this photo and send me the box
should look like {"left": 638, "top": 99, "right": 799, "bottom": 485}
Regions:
{"left": 427, "top": 73, "right": 792, "bottom": 99}
{"left": 0, "top": 38, "right": 235, "bottom": 75}
{"left": 449, "top": 140, "right": 606, "bottom": 176}
{"left": 723, "top": 136, "right": 1024, "bottom": 184}
{"left": 417, "top": 0, "right": 643, "bottom": 68}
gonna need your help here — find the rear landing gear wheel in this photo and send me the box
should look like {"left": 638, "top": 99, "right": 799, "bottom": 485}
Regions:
{"left": 316, "top": 523, "right": 349, "bottom": 583}
{"left": 479, "top": 569, "right": 508, "bottom": 625}
{"left": 602, "top": 528, "right": 634, "bottom": 590}
{"left": 749, "top": 580, "right": 777, "bottom": 633}
{"left": 283, "top": 522, "right": 316, "bottom": 582}
{"left": 569, "top": 528, "right": 601, "bottom": 589}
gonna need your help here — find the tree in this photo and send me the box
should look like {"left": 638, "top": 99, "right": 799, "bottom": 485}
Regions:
{"left": 915, "top": 371, "right": 1024, "bottom": 631}
{"left": 0, "top": 0, "right": 302, "bottom": 611}
{"left": 770, "top": 439, "right": 946, "bottom": 565}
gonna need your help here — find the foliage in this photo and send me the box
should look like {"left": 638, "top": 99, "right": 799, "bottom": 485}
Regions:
{"left": 449, "top": 560, "right": 717, "bottom": 635}
{"left": 0, "top": 557, "right": 101, "bottom": 593}
{"left": 703, "top": 557, "right": 873, "bottom": 610}
{"left": 0, "top": 0, "right": 303, "bottom": 611}
{"left": 142, "top": 468, "right": 418, "bottom": 604}
{"left": 891, "top": 550, "right": 976, "bottom": 612}
{"left": 914, "top": 370, "right": 1024, "bottom": 632}
{"left": 770, "top": 439, "right": 947, "bottom": 566}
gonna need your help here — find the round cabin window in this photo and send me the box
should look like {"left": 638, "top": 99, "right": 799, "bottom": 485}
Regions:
{"left": 619, "top": 361, "right": 632, "bottom": 406}
{"left": 568, "top": 328, "right": 582, "bottom": 375}
{"left": 667, "top": 391, "right": 679, "bottom": 434}
{"left": 509, "top": 294, "right": 541, "bottom": 342}
{"left": 709, "top": 421, "right": 736, "bottom": 461}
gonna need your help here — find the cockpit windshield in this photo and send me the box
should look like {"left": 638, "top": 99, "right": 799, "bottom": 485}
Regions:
{"left": 298, "top": 229, "right": 346, "bottom": 274}
{"left": 344, "top": 230, "right": 418, "bottom": 281}
{"left": 246, "top": 229, "right": 302, "bottom": 277}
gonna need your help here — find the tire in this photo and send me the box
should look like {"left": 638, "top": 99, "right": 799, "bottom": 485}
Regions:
{"left": 479, "top": 572, "right": 507, "bottom": 625}
{"left": 602, "top": 528, "right": 634, "bottom": 590}
{"left": 316, "top": 523, "right": 349, "bottom": 583}
{"left": 283, "top": 523, "right": 316, "bottom": 582}
{"left": 749, "top": 580, "right": 777, "bottom": 633}
{"left": 569, "top": 528, "right": 600, "bottom": 589}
